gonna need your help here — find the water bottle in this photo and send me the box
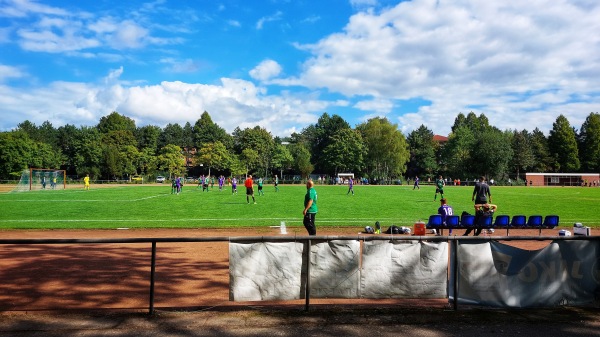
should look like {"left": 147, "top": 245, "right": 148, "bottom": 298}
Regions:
{"left": 280, "top": 221, "right": 287, "bottom": 234}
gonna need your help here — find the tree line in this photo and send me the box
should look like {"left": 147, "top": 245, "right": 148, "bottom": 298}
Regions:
{"left": 0, "top": 110, "right": 598, "bottom": 184}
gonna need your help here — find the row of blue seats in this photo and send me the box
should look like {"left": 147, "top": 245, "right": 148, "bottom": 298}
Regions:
{"left": 426, "top": 214, "right": 560, "bottom": 235}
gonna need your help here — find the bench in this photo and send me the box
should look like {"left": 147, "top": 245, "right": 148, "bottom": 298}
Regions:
{"left": 426, "top": 214, "right": 560, "bottom": 236}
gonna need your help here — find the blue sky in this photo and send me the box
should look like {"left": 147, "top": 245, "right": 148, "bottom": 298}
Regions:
{"left": 1, "top": 0, "right": 599, "bottom": 137}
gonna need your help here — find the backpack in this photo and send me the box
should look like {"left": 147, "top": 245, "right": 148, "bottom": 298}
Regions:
{"left": 385, "top": 225, "right": 408, "bottom": 234}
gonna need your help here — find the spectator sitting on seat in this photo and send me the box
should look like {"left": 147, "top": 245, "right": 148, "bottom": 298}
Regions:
{"left": 463, "top": 203, "right": 497, "bottom": 236}
{"left": 437, "top": 198, "right": 453, "bottom": 235}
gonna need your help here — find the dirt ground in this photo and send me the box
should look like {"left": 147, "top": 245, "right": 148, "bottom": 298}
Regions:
{"left": 0, "top": 226, "right": 567, "bottom": 313}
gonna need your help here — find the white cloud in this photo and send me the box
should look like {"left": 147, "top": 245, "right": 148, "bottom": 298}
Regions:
{"left": 0, "top": 0, "right": 67, "bottom": 18}
{"left": 349, "top": 0, "right": 378, "bottom": 8}
{"left": 256, "top": 11, "right": 283, "bottom": 30}
{"left": 159, "top": 58, "right": 204, "bottom": 73}
{"left": 227, "top": 20, "right": 241, "bottom": 27}
{"left": 18, "top": 17, "right": 101, "bottom": 52}
{"left": 0, "top": 69, "right": 328, "bottom": 136}
{"left": 301, "top": 15, "right": 320, "bottom": 24}
{"left": 283, "top": 0, "right": 600, "bottom": 135}
{"left": 0, "top": 64, "right": 25, "bottom": 82}
{"left": 249, "top": 59, "right": 282, "bottom": 81}
{"left": 354, "top": 98, "right": 393, "bottom": 113}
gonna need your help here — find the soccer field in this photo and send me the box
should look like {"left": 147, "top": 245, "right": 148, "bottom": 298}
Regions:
{"left": 0, "top": 183, "right": 599, "bottom": 229}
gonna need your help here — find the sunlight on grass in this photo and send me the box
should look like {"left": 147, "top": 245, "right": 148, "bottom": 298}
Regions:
{"left": 1, "top": 184, "right": 599, "bottom": 229}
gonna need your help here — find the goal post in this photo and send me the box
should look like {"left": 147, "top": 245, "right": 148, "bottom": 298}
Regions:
{"left": 13, "top": 168, "right": 67, "bottom": 192}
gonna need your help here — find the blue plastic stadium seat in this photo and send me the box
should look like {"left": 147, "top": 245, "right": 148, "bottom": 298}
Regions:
{"left": 510, "top": 215, "right": 527, "bottom": 227}
{"left": 526, "top": 215, "right": 543, "bottom": 227}
{"left": 445, "top": 215, "right": 460, "bottom": 228}
{"left": 477, "top": 216, "right": 493, "bottom": 228}
{"left": 543, "top": 215, "right": 560, "bottom": 228}
{"left": 493, "top": 215, "right": 510, "bottom": 227}
{"left": 461, "top": 215, "right": 476, "bottom": 227}
{"left": 426, "top": 214, "right": 443, "bottom": 229}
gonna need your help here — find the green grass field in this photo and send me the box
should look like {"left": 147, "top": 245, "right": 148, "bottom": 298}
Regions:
{"left": 1, "top": 183, "right": 599, "bottom": 230}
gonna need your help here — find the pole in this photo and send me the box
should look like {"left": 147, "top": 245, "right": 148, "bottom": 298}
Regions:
{"left": 149, "top": 241, "right": 156, "bottom": 315}
{"left": 452, "top": 239, "right": 458, "bottom": 310}
{"left": 305, "top": 239, "right": 311, "bottom": 311}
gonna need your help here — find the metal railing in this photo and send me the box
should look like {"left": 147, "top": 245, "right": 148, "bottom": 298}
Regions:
{"left": 1, "top": 235, "right": 597, "bottom": 314}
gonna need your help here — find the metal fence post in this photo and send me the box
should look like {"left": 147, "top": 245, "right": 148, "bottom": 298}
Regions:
{"left": 149, "top": 241, "right": 156, "bottom": 315}
{"left": 453, "top": 238, "right": 458, "bottom": 310}
{"left": 305, "top": 239, "right": 311, "bottom": 311}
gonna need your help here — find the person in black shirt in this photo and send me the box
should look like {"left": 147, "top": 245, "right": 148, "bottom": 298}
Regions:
{"left": 472, "top": 176, "right": 491, "bottom": 204}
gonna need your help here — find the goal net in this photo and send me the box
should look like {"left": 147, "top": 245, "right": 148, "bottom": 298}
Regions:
{"left": 13, "top": 169, "right": 66, "bottom": 192}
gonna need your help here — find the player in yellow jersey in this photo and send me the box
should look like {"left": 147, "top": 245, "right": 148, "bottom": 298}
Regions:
{"left": 84, "top": 174, "right": 90, "bottom": 190}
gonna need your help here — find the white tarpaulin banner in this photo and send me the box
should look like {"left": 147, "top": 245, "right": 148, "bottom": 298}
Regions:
{"left": 229, "top": 240, "right": 360, "bottom": 301}
{"left": 451, "top": 240, "right": 600, "bottom": 307}
{"left": 361, "top": 240, "right": 448, "bottom": 298}
{"left": 306, "top": 240, "right": 360, "bottom": 298}
{"left": 229, "top": 241, "right": 304, "bottom": 301}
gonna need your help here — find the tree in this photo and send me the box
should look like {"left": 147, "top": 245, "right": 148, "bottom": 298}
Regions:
{"left": 407, "top": 125, "right": 438, "bottom": 179}
{"left": 356, "top": 117, "right": 409, "bottom": 181}
{"left": 33, "top": 141, "right": 64, "bottom": 170}
{"left": 239, "top": 148, "right": 260, "bottom": 176}
{"left": 72, "top": 126, "right": 103, "bottom": 178}
{"left": 471, "top": 129, "right": 513, "bottom": 180}
{"left": 120, "top": 145, "right": 142, "bottom": 178}
{"left": 158, "top": 123, "right": 184, "bottom": 149}
{"left": 451, "top": 112, "right": 490, "bottom": 134}
{"left": 136, "top": 125, "right": 162, "bottom": 154}
{"left": 233, "top": 126, "right": 274, "bottom": 178}
{"left": 227, "top": 154, "right": 247, "bottom": 177}
{"left": 510, "top": 130, "right": 535, "bottom": 180}
{"left": 157, "top": 144, "right": 186, "bottom": 178}
{"left": 548, "top": 115, "right": 580, "bottom": 172}
{"left": 16, "top": 120, "right": 39, "bottom": 141}
{"left": 290, "top": 143, "right": 313, "bottom": 179}
{"left": 578, "top": 112, "right": 600, "bottom": 172}
{"left": 100, "top": 130, "right": 137, "bottom": 179}
{"left": 197, "top": 141, "right": 230, "bottom": 177}
{"left": 97, "top": 111, "right": 136, "bottom": 134}
{"left": 0, "top": 131, "right": 36, "bottom": 178}
{"left": 193, "top": 111, "right": 233, "bottom": 149}
{"left": 38, "top": 121, "right": 59, "bottom": 147}
{"left": 138, "top": 147, "right": 158, "bottom": 176}
{"left": 306, "top": 113, "right": 351, "bottom": 173}
{"left": 442, "top": 126, "right": 476, "bottom": 179}
{"left": 57, "top": 124, "right": 79, "bottom": 174}
{"left": 0, "top": 130, "right": 65, "bottom": 179}
{"left": 102, "top": 144, "right": 121, "bottom": 179}
{"left": 271, "top": 144, "right": 294, "bottom": 179}
{"left": 321, "top": 128, "right": 366, "bottom": 175}
{"left": 530, "top": 128, "right": 552, "bottom": 173}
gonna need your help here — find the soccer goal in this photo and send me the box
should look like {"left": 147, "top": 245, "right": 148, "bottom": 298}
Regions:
{"left": 13, "top": 168, "right": 66, "bottom": 192}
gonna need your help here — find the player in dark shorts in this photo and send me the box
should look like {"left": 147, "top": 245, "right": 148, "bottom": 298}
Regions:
{"left": 472, "top": 176, "right": 491, "bottom": 204}
{"left": 245, "top": 175, "right": 256, "bottom": 204}
{"left": 434, "top": 175, "right": 445, "bottom": 201}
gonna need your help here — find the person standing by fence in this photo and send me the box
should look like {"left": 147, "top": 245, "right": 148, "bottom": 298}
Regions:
{"left": 302, "top": 179, "right": 318, "bottom": 235}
